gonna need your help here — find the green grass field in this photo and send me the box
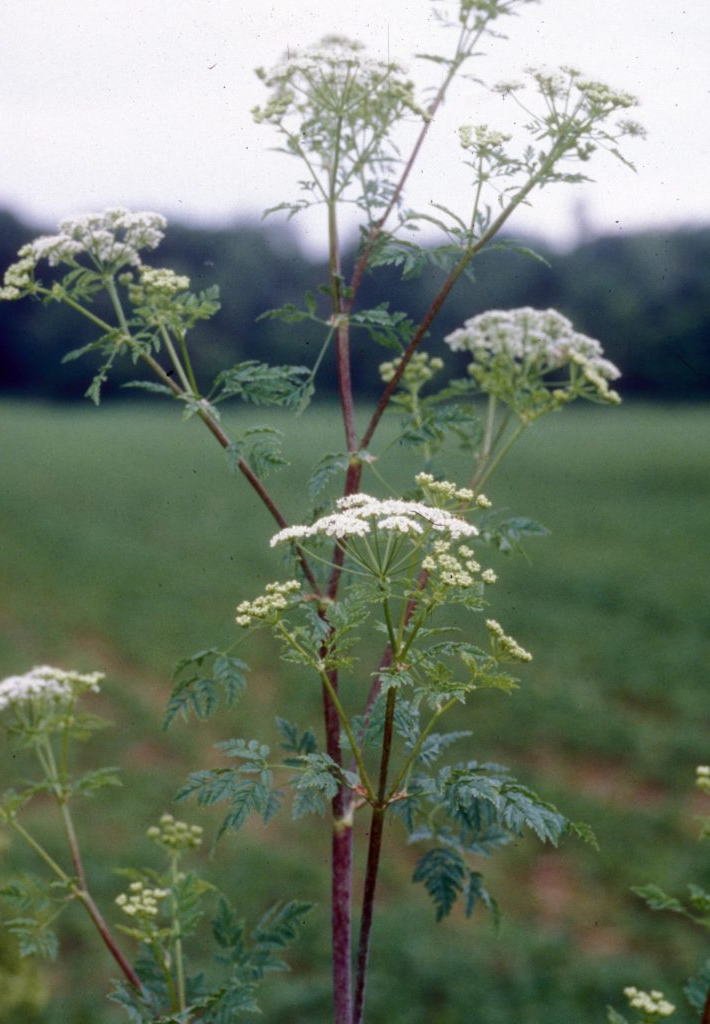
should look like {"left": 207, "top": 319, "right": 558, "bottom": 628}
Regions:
{"left": 1, "top": 398, "right": 708, "bottom": 1023}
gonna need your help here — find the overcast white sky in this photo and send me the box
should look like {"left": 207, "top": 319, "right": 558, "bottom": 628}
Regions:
{"left": 1, "top": 0, "right": 708, "bottom": 254}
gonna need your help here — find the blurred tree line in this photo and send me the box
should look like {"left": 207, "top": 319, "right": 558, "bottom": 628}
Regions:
{"left": 1, "top": 207, "right": 708, "bottom": 400}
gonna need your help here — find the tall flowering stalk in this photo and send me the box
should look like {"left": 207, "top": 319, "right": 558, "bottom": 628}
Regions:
{"left": 0, "top": 1, "right": 647, "bottom": 1021}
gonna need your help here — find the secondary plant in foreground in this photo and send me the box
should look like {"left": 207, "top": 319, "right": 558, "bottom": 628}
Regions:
{"left": 0, "top": 1, "right": 647, "bottom": 1020}
{"left": 0, "top": 666, "right": 310, "bottom": 1021}
{"left": 604, "top": 766, "right": 710, "bottom": 1024}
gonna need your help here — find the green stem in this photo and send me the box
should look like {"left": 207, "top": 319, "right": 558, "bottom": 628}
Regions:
{"left": 43, "top": 287, "right": 114, "bottom": 333}
{"left": 318, "top": 668, "right": 376, "bottom": 805}
{"left": 170, "top": 855, "right": 187, "bottom": 1013}
{"left": 8, "top": 818, "right": 71, "bottom": 882}
{"left": 104, "top": 276, "right": 133, "bottom": 339}
{"left": 273, "top": 623, "right": 376, "bottom": 803}
{"left": 473, "top": 420, "right": 528, "bottom": 493}
{"left": 177, "top": 329, "right": 200, "bottom": 396}
{"left": 151, "top": 935, "right": 179, "bottom": 1010}
{"left": 387, "top": 698, "right": 458, "bottom": 801}
{"left": 9, "top": 816, "right": 144, "bottom": 992}
{"left": 159, "top": 324, "right": 194, "bottom": 395}
{"left": 396, "top": 605, "right": 429, "bottom": 666}
{"left": 382, "top": 597, "right": 398, "bottom": 656}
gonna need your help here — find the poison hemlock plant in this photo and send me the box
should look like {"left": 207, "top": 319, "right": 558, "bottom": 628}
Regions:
{"left": 0, "top": 1, "right": 646, "bottom": 1021}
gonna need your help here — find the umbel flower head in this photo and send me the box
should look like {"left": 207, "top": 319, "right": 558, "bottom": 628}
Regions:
{"left": 147, "top": 813, "right": 203, "bottom": 852}
{"left": 236, "top": 580, "right": 302, "bottom": 628}
{"left": 444, "top": 307, "right": 621, "bottom": 418}
{"left": 115, "top": 880, "right": 169, "bottom": 920}
{"left": 0, "top": 665, "right": 103, "bottom": 714}
{"left": 252, "top": 35, "right": 425, "bottom": 209}
{"left": 271, "top": 491, "right": 478, "bottom": 549}
{"left": 622, "top": 985, "right": 675, "bottom": 1019}
{"left": 0, "top": 208, "right": 166, "bottom": 301}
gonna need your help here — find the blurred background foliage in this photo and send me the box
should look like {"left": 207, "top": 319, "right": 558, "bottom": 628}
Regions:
{"left": 0, "top": 207, "right": 708, "bottom": 1022}
{"left": 1, "top": 207, "right": 709, "bottom": 401}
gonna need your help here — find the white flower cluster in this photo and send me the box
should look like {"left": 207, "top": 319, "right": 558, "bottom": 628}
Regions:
{"left": 236, "top": 579, "right": 301, "bottom": 627}
{"left": 379, "top": 352, "right": 444, "bottom": 390}
{"left": 575, "top": 76, "right": 637, "bottom": 111}
{"left": 459, "top": 124, "right": 511, "bottom": 151}
{"left": 136, "top": 266, "right": 190, "bottom": 294}
{"left": 147, "top": 813, "right": 203, "bottom": 851}
{"left": 253, "top": 35, "right": 424, "bottom": 126}
{"left": 444, "top": 307, "right": 621, "bottom": 406}
{"left": 0, "top": 665, "right": 103, "bottom": 713}
{"left": 422, "top": 540, "right": 496, "bottom": 590}
{"left": 522, "top": 64, "right": 637, "bottom": 111}
{"left": 486, "top": 619, "right": 532, "bottom": 662}
{"left": 271, "top": 493, "right": 478, "bottom": 548}
{"left": 696, "top": 765, "right": 710, "bottom": 795}
{"left": 0, "top": 251, "right": 36, "bottom": 300}
{"left": 0, "top": 209, "right": 167, "bottom": 301}
{"left": 415, "top": 472, "right": 484, "bottom": 507}
{"left": 623, "top": 986, "right": 675, "bottom": 1019}
{"left": 124, "top": 265, "right": 191, "bottom": 309}
{"left": 116, "top": 880, "right": 169, "bottom": 919}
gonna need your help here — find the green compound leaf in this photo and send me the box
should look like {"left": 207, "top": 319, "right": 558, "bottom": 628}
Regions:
{"left": 215, "top": 738, "right": 271, "bottom": 762}
{"left": 175, "top": 769, "right": 241, "bottom": 807}
{"left": 6, "top": 915, "right": 60, "bottom": 962}
{"left": 69, "top": 766, "right": 123, "bottom": 798}
{"left": 212, "top": 896, "right": 245, "bottom": 953}
{"left": 276, "top": 717, "right": 318, "bottom": 759}
{"left": 413, "top": 847, "right": 466, "bottom": 921}
{"left": 212, "top": 360, "right": 312, "bottom": 409}
{"left": 252, "top": 899, "right": 313, "bottom": 951}
{"left": 478, "top": 510, "right": 550, "bottom": 557}
{"left": 216, "top": 780, "right": 281, "bottom": 837}
{"left": 107, "top": 981, "right": 154, "bottom": 1024}
{"left": 165, "top": 649, "right": 248, "bottom": 728}
{"left": 172, "top": 871, "right": 215, "bottom": 940}
{"left": 496, "top": 784, "right": 569, "bottom": 845}
{"left": 290, "top": 752, "right": 361, "bottom": 801}
{"left": 366, "top": 236, "right": 429, "bottom": 281}
{"left": 176, "top": 737, "right": 281, "bottom": 836}
{"left": 0, "top": 875, "right": 72, "bottom": 961}
{"left": 308, "top": 451, "right": 351, "bottom": 500}
{"left": 631, "top": 883, "right": 690, "bottom": 916}
{"left": 226, "top": 426, "right": 287, "bottom": 480}
{"left": 441, "top": 765, "right": 574, "bottom": 847}
{"left": 465, "top": 870, "right": 500, "bottom": 925}
{"left": 398, "top": 403, "right": 482, "bottom": 452}
{"left": 349, "top": 304, "right": 416, "bottom": 350}
{"left": 687, "top": 883, "right": 710, "bottom": 917}
{"left": 291, "top": 787, "right": 328, "bottom": 819}
{"left": 684, "top": 957, "right": 710, "bottom": 1012}
{"left": 414, "top": 730, "right": 473, "bottom": 768}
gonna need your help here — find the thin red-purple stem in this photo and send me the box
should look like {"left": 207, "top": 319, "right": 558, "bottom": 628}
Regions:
{"left": 345, "top": 56, "right": 460, "bottom": 315}
{"left": 702, "top": 986, "right": 710, "bottom": 1024}
{"left": 76, "top": 888, "right": 144, "bottom": 993}
{"left": 352, "top": 687, "right": 397, "bottom": 1024}
{"left": 137, "top": 350, "right": 321, "bottom": 595}
{"left": 59, "top": 804, "right": 143, "bottom": 992}
{"left": 360, "top": 148, "right": 556, "bottom": 454}
{"left": 361, "top": 249, "right": 474, "bottom": 450}
{"left": 323, "top": 157, "right": 358, "bottom": 1023}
